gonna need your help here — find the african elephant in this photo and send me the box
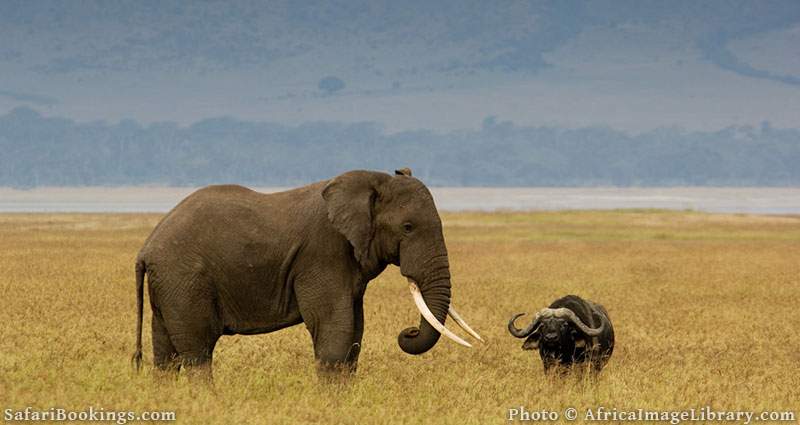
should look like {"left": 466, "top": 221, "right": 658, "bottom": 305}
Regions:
{"left": 131, "top": 168, "right": 480, "bottom": 378}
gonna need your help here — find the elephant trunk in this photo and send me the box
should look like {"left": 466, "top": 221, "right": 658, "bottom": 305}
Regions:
{"left": 398, "top": 258, "right": 454, "bottom": 355}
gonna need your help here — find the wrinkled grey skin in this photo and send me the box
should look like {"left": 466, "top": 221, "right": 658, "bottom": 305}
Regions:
{"left": 509, "top": 295, "right": 614, "bottom": 374}
{"left": 132, "top": 168, "right": 454, "bottom": 379}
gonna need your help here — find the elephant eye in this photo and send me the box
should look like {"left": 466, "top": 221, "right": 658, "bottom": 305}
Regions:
{"left": 402, "top": 222, "right": 414, "bottom": 233}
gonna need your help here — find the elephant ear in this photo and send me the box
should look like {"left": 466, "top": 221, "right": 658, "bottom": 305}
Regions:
{"left": 322, "top": 171, "right": 389, "bottom": 266}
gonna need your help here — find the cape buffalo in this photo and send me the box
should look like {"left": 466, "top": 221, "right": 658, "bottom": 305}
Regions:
{"left": 508, "top": 295, "right": 614, "bottom": 373}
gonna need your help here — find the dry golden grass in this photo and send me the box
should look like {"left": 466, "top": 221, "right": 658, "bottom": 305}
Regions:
{"left": 1, "top": 210, "right": 798, "bottom": 424}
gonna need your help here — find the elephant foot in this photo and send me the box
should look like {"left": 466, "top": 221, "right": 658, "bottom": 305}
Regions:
{"left": 316, "top": 363, "right": 356, "bottom": 385}
{"left": 184, "top": 365, "right": 215, "bottom": 387}
{"left": 316, "top": 343, "right": 361, "bottom": 383}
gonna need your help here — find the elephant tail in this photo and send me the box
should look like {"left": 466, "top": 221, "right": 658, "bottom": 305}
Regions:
{"left": 131, "top": 259, "right": 145, "bottom": 372}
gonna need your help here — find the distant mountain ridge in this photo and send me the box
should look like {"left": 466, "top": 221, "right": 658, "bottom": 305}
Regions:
{"left": 2, "top": 107, "right": 798, "bottom": 188}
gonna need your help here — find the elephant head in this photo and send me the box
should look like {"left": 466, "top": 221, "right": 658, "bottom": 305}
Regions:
{"left": 322, "top": 168, "right": 481, "bottom": 355}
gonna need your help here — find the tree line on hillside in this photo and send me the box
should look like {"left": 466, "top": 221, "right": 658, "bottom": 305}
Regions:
{"left": 1, "top": 107, "right": 798, "bottom": 188}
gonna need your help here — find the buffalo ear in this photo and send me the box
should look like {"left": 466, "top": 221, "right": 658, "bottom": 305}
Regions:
{"left": 322, "top": 171, "right": 390, "bottom": 266}
{"left": 521, "top": 333, "right": 540, "bottom": 350}
{"left": 571, "top": 329, "right": 588, "bottom": 348}
{"left": 394, "top": 167, "right": 412, "bottom": 177}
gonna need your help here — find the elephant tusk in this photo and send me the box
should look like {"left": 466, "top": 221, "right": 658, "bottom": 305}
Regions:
{"left": 448, "top": 306, "right": 483, "bottom": 342}
{"left": 407, "top": 280, "right": 472, "bottom": 348}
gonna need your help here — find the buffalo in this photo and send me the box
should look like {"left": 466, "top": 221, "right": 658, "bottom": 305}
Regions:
{"left": 508, "top": 295, "right": 614, "bottom": 373}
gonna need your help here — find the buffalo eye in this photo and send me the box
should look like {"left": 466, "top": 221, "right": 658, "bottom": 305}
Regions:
{"left": 402, "top": 222, "right": 414, "bottom": 233}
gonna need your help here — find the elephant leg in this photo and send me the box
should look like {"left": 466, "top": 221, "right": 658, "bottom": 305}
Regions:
{"left": 161, "top": 296, "right": 222, "bottom": 384}
{"left": 302, "top": 298, "right": 358, "bottom": 376}
{"left": 173, "top": 325, "right": 221, "bottom": 384}
{"left": 346, "top": 297, "right": 365, "bottom": 368}
{"left": 181, "top": 350, "right": 216, "bottom": 384}
{"left": 151, "top": 313, "right": 180, "bottom": 379}
{"left": 314, "top": 323, "right": 357, "bottom": 374}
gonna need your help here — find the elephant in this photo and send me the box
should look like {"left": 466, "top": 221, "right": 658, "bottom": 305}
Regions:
{"left": 131, "top": 168, "right": 481, "bottom": 379}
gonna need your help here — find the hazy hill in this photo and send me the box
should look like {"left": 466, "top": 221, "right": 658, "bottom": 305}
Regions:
{"left": 2, "top": 107, "right": 798, "bottom": 188}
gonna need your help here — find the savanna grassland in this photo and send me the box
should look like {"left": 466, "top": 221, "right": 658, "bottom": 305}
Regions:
{"left": 1, "top": 211, "right": 798, "bottom": 424}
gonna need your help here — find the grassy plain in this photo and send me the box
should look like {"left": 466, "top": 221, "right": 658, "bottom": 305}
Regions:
{"left": 1, "top": 211, "right": 798, "bottom": 424}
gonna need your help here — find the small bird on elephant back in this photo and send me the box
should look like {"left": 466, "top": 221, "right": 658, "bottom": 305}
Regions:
{"left": 508, "top": 295, "right": 614, "bottom": 374}
{"left": 131, "top": 167, "right": 482, "bottom": 382}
